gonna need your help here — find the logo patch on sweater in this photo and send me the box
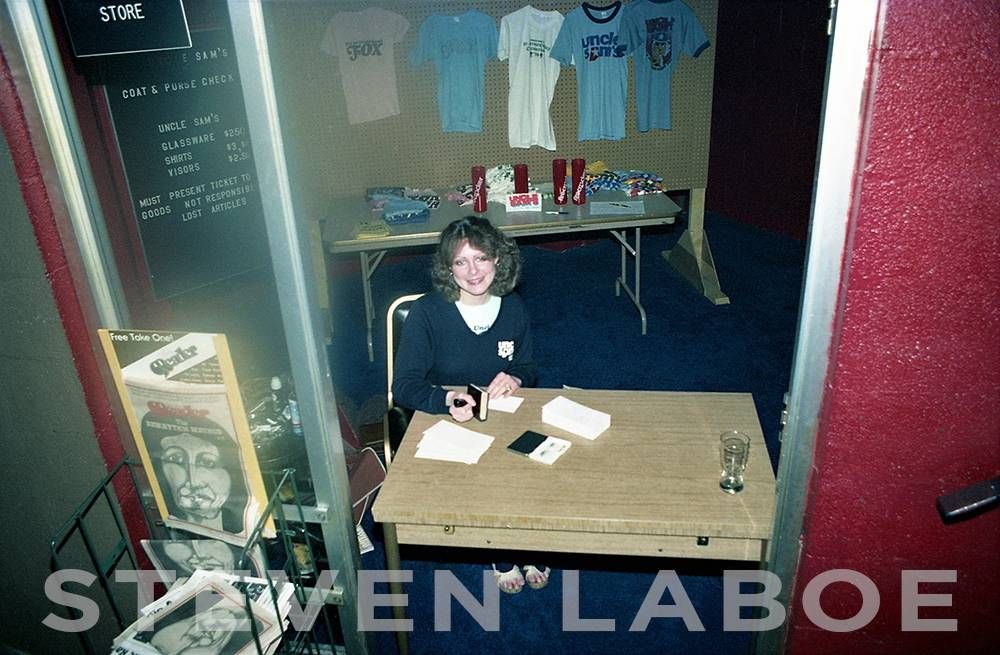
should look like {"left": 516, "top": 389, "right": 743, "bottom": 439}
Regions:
{"left": 497, "top": 340, "right": 514, "bottom": 361}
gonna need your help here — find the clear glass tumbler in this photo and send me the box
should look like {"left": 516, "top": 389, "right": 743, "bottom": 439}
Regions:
{"left": 720, "top": 431, "right": 751, "bottom": 494}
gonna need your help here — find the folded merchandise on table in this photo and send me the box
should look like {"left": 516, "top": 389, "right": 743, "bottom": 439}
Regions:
{"left": 577, "top": 161, "right": 666, "bottom": 197}
{"left": 447, "top": 188, "right": 473, "bottom": 206}
{"left": 615, "top": 170, "right": 666, "bottom": 196}
{"left": 366, "top": 186, "right": 405, "bottom": 201}
{"left": 380, "top": 197, "right": 430, "bottom": 224}
{"left": 404, "top": 187, "right": 440, "bottom": 209}
{"left": 366, "top": 186, "right": 440, "bottom": 210}
{"left": 452, "top": 164, "right": 545, "bottom": 206}
{"left": 360, "top": 186, "right": 430, "bottom": 225}
{"left": 355, "top": 219, "right": 391, "bottom": 239}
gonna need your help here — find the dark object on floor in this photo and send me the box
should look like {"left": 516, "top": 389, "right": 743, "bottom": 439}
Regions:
{"left": 937, "top": 476, "right": 1000, "bottom": 524}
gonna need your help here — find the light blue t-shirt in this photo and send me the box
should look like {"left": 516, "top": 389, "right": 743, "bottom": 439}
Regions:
{"left": 409, "top": 11, "right": 498, "bottom": 133}
{"left": 621, "top": 0, "right": 709, "bottom": 132}
{"left": 550, "top": 2, "right": 628, "bottom": 141}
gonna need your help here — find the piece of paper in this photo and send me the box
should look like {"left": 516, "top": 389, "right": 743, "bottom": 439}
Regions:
{"left": 357, "top": 524, "right": 374, "bottom": 554}
{"left": 489, "top": 395, "right": 524, "bottom": 413}
{"left": 117, "top": 570, "right": 292, "bottom": 655}
{"left": 588, "top": 200, "right": 644, "bottom": 215}
{"left": 529, "top": 436, "right": 572, "bottom": 465}
{"left": 415, "top": 420, "right": 494, "bottom": 464}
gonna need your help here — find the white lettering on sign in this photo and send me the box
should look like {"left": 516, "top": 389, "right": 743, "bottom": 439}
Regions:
{"left": 505, "top": 192, "right": 541, "bottom": 213}
{"left": 98, "top": 4, "right": 145, "bottom": 22}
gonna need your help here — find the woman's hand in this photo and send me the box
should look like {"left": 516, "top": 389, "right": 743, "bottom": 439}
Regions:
{"left": 487, "top": 373, "right": 521, "bottom": 399}
{"left": 446, "top": 390, "right": 475, "bottom": 422}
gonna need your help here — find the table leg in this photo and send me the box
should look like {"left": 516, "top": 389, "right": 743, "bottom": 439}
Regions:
{"left": 359, "top": 252, "right": 375, "bottom": 362}
{"left": 636, "top": 226, "right": 642, "bottom": 311}
{"left": 616, "top": 231, "right": 625, "bottom": 297}
{"left": 663, "top": 188, "right": 730, "bottom": 305}
{"left": 610, "top": 227, "right": 647, "bottom": 334}
{"left": 747, "top": 539, "right": 772, "bottom": 655}
{"left": 382, "top": 522, "right": 409, "bottom": 655}
{"left": 359, "top": 250, "right": 387, "bottom": 362}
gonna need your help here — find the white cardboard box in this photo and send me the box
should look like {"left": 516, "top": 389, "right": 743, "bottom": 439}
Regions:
{"left": 541, "top": 395, "right": 610, "bottom": 440}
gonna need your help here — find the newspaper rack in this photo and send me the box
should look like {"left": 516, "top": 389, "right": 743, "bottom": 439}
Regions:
{"left": 49, "top": 459, "right": 341, "bottom": 655}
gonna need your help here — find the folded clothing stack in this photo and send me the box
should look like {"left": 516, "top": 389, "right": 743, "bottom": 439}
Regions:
{"left": 382, "top": 197, "right": 430, "bottom": 224}
{"left": 367, "top": 186, "right": 440, "bottom": 210}
{"left": 356, "top": 220, "right": 391, "bottom": 239}
{"left": 366, "top": 186, "right": 405, "bottom": 201}
{"left": 405, "top": 188, "right": 441, "bottom": 209}
{"left": 576, "top": 162, "right": 665, "bottom": 197}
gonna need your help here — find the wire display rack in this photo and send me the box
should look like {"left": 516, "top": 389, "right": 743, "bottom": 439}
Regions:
{"left": 48, "top": 458, "right": 344, "bottom": 655}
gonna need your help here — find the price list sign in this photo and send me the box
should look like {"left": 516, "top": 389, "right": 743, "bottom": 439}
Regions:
{"left": 105, "top": 27, "right": 269, "bottom": 299}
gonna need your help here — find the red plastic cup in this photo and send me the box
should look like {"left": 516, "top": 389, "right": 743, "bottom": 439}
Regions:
{"left": 552, "top": 159, "right": 567, "bottom": 205}
{"left": 571, "top": 158, "right": 587, "bottom": 205}
{"left": 472, "top": 166, "right": 486, "bottom": 213}
{"left": 514, "top": 164, "right": 529, "bottom": 193}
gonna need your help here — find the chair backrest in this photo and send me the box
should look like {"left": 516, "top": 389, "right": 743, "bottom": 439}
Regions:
{"left": 385, "top": 293, "right": 424, "bottom": 410}
{"left": 383, "top": 293, "right": 423, "bottom": 465}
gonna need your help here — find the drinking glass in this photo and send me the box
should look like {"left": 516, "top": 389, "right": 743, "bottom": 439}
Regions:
{"left": 720, "top": 431, "right": 751, "bottom": 494}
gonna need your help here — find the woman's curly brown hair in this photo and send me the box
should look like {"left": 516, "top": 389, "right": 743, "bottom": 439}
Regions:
{"left": 431, "top": 216, "right": 521, "bottom": 301}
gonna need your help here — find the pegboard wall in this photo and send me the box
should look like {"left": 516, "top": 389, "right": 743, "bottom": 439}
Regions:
{"left": 263, "top": 0, "right": 717, "bottom": 223}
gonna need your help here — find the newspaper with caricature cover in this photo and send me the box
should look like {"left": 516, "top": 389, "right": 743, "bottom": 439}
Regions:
{"left": 137, "top": 569, "right": 295, "bottom": 620}
{"left": 99, "top": 330, "right": 274, "bottom": 546}
{"left": 140, "top": 539, "right": 269, "bottom": 585}
{"left": 112, "top": 571, "right": 288, "bottom": 655}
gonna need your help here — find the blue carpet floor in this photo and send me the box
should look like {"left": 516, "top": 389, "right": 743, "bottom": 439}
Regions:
{"left": 328, "top": 211, "right": 806, "bottom": 654}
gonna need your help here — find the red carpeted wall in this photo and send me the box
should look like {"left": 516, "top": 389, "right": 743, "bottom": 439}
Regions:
{"left": 785, "top": 1, "right": 1000, "bottom": 652}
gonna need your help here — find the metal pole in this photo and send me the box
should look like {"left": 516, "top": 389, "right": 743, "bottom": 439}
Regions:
{"left": 3, "top": 0, "right": 130, "bottom": 328}
{"left": 225, "top": 3, "right": 371, "bottom": 653}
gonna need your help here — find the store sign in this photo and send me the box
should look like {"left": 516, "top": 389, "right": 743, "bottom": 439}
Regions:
{"left": 57, "top": 0, "right": 191, "bottom": 57}
{"left": 103, "top": 27, "right": 269, "bottom": 299}
{"left": 505, "top": 192, "right": 542, "bottom": 213}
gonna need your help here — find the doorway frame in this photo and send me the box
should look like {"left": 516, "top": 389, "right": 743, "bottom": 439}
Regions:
{"left": 2, "top": 0, "right": 885, "bottom": 652}
{"left": 757, "top": 0, "right": 882, "bottom": 651}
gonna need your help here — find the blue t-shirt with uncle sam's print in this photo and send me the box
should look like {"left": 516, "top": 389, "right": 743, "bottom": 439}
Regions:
{"left": 410, "top": 10, "right": 498, "bottom": 133}
{"left": 550, "top": 1, "right": 628, "bottom": 141}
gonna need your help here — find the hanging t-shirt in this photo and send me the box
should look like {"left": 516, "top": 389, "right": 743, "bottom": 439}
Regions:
{"left": 498, "top": 6, "right": 564, "bottom": 150}
{"left": 409, "top": 11, "right": 499, "bottom": 133}
{"left": 621, "top": 0, "right": 709, "bottom": 132}
{"left": 549, "top": 1, "right": 628, "bottom": 141}
{"left": 320, "top": 8, "right": 410, "bottom": 125}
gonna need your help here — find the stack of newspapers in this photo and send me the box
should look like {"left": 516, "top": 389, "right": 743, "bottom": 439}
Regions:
{"left": 111, "top": 570, "right": 296, "bottom": 655}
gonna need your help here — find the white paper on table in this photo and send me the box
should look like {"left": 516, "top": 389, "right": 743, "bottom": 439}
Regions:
{"left": 541, "top": 395, "right": 611, "bottom": 440}
{"left": 422, "top": 420, "right": 494, "bottom": 449}
{"left": 415, "top": 443, "right": 486, "bottom": 464}
{"left": 488, "top": 395, "right": 524, "bottom": 413}
{"left": 415, "top": 420, "right": 494, "bottom": 464}
{"left": 415, "top": 442, "right": 482, "bottom": 464}
{"left": 588, "top": 200, "right": 644, "bottom": 215}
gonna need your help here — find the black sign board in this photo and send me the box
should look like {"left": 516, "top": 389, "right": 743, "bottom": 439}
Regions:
{"left": 58, "top": 0, "right": 191, "bottom": 57}
{"left": 104, "top": 27, "right": 269, "bottom": 299}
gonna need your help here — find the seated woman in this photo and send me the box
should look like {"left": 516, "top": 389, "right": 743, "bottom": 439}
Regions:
{"left": 392, "top": 215, "right": 548, "bottom": 593}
